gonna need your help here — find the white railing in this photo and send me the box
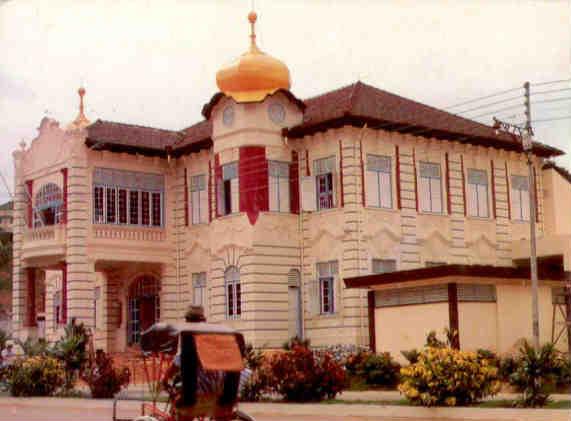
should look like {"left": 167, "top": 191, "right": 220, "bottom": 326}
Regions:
{"left": 93, "top": 225, "right": 166, "bottom": 242}
{"left": 23, "top": 225, "right": 65, "bottom": 242}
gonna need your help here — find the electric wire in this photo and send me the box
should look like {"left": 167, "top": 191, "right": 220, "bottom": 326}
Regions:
{"left": 452, "top": 95, "right": 524, "bottom": 115}
{"left": 443, "top": 86, "right": 523, "bottom": 110}
{"left": 531, "top": 79, "right": 571, "bottom": 87}
{"left": 532, "top": 97, "right": 571, "bottom": 105}
{"left": 531, "top": 87, "right": 571, "bottom": 96}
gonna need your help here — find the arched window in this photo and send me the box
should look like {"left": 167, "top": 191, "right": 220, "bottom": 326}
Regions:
{"left": 127, "top": 276, "right": 160, "bottom": 345}
{"left": 225, "top": 266, "right": 241, "bottom": 319}
{"left": 34, "top": 183, "right": 63, "bottom": 227}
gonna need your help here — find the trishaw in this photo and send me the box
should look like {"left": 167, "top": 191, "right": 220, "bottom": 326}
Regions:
{"left": 113, "top": 321, "right": 255, "bottom": 421}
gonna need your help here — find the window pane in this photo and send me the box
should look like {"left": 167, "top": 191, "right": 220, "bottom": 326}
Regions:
{"left": 236, "top": 283, "right": 241, "bottom": 315}
{"left": 93, "top": 186, "right": 104, "bottom": 223}
{"left": 191, "top": 190, "right": 200, "bottom": 224}
{"left": 420, "top": 162, "right": 441, "bottom": 179}
{"left": 223, "top": 163, "right": 238, "bottom": 180}
{"left": 230, "top": 178, "right": 239, "bottom": 214}
{"left": 430, "top": 178, "right": 442, "bottom": 213}
{"left": 372, "top": 259, "right": 396, "bottom": 273}
{"left": 365, "top": 171, "right": 379, "bottom": 207}
{"left": 151, "top": 192, "right": 161, "bottom": 226}
{"left": 367, "top": 155, "right": 391, "bottom": 172}
{"left": 279, "top": 177, "right": 290, "bottom": 212}
{"left": 227, "top": 284, "right": 234, "bottom": 316}
{"left": 477, "top": 184, "right": 489, "bottom": 217}
{"left": 379, "top": 172, "right": 392, "bottom": 208}
{"left": 419, "top": 177, "right": 431, "bottom": 212}
{"left": 129, "top": 191, "right": 139, "bottom": 224}
{"left": 199, "top": 190, "right": 208, "bottom": 224}
{"left": 106, "top": 187, "right": 116, "bottom": 223}
{"left": 314, "top": 156, "right": 336, "bottom": 175}
{"left": 269, "top": 175, "right": 279, "bottom": 212}
{"left": 118, "top": 189, "right": 127, "bottom": 224}
{"left": 141, "top": 192, "right": 150, "bottom": 225}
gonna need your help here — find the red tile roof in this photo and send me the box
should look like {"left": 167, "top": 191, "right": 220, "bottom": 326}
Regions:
{"left": 286, "top": 82, "right": 562, "bottom": 157}
{"left": 86, "top": 120, "right": 182, "bottom": 156}
{"left": 544, "top": 161, "right": 571, "bottom": 184}
{"left": 85, "top": 82, "right": 563, "bottom": 158}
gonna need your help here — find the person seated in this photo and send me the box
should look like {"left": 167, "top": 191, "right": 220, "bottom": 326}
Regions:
{"left": 161, "top": 306, "right": 224, "bottom": 406}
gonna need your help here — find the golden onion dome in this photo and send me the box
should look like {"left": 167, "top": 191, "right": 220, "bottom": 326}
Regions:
{"left": 216, "top": 11, "right": 291, "bottom": 103}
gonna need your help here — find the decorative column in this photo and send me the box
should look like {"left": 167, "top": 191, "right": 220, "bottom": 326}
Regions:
{"left": 65, "top": 152, "right": 94, "bottom": 329}
{"left": 447, "top": 150, "right": 468, "bottom": 264}
{"left": 12, "top": 146, "right": 26, "bottom": 337}
{"left": 398, "top": 140, "right": 421, "bottom": 269}
{"left": 493, "top": 153, "right": 513, "bottom": 266}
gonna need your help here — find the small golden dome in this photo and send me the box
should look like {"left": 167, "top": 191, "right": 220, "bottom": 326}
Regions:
{"left": 216, "top": 11, "right": 291, "bottom": 103}
{"left": 67, "top": 86, "right": 90, "bottom": 130}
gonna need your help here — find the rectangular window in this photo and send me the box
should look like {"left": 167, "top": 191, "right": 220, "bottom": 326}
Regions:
{"left": 106, "top": 187, "right": 117, "bottom": 223}
{"left": 190, "top": 175, "right": 208, "bottom": 224}
{"left": 192, "top": 272, "right": 206, "bottom": 307}
{"left": 419, "top": 162, "right": 443, "bottom": 213}
{"left": 372, "top": 259, "right": 396, "bottom": 274}
{"left": 118, "top": 189, "right": 128, "bottom": 224}
{"left": 366, "top": 155, "right": 392, "bottom": 208}
{"left": 269, "top": 161, "right": 290, "bottom": 212}
{"left": 129, "top": 190, "right": 139, "bottom": 225}
{"left": 220, "top": 163, "right": 238, "bottom": 216}
{"left": 93, "top": 186, "right": 104, "bottom": 223}
{"left": 151, "top": 192, "right": 162, "bottom": 226}
{"left": 141, "top": 192, "right": 150, "bottom": 225}
{"left": 467, "top": 169, "right": 489, "bottom": 218}
{"left": 314, "top": 157, "right": 336, "bottom": 210}
{"left": 317, "top": 261, "right": 338, "bottom": 314}
{"left": 511, "top": 175, "right": 530, "bottom": 221}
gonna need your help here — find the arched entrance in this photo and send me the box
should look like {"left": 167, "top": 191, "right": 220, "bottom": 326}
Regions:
{"left": 127, "top": 275, "right": 160, "bottom": 345}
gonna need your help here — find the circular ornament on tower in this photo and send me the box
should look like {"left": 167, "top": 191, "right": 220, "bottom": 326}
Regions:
{"left": 222, "top": 105, "right": 234, "bottom": 127}
{"left": 268, "top": 102, "right": 286, "bottom": 124}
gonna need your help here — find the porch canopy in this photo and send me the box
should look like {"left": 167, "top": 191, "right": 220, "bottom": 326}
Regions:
{"left": 344, "top": 263, "right": 571, "bottom": 290}
{"left": 344, "top": 263, "right": 571, "bottom": 352}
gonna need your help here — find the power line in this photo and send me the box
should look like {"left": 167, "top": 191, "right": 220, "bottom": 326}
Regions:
{"left": 469, "top": 103, "right": 524, "bottom": 119}
{"left": 453, "top": 95, "right": 523, "bottom": 115}
{"left": 443, "top": 86, "right": 522, "bottom": 110}
{"left": 532, "top": 87, "right": 571, "bottom": 96}
{"left": 531, "top": 116, "right": 571, "bottom": 123}
{"left": 533, "top": 97, "right": 571, "bottom": 105}
{"left": 531, "top": 79, "right": 571, "bottom": 87}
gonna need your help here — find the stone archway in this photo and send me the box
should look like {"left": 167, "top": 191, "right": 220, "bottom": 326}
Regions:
{"left": 127, "top": 275, "right": 160, "bottom": 345}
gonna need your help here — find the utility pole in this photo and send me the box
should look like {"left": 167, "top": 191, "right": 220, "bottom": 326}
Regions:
{"left": 493, "top": 81, "right": 540, "bottom": 350}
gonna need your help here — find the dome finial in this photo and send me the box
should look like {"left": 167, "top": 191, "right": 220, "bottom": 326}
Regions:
{"left": 248, "top": 11, "right": 258, "bottom": 51}
{"left": 68, "top": 86, "right": 90, "bottom": 129}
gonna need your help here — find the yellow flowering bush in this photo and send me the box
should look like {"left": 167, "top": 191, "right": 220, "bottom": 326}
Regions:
{"left": 398, "top": 347, "right": 501, "bottom": 406}
{"left": 8, "top": 356, "right": 66, "bottom": 396}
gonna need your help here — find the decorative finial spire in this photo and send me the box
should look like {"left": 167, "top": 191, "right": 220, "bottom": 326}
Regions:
{"left": 248, "top": 11, "right": 259, "bottom": 52}
{"left": 70, "top": 86, "right": 90, "bottom": 129}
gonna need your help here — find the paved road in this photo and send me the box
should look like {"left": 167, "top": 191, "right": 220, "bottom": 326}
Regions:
{"left": 0, "top": 398, "right": 439, "bottom": 421}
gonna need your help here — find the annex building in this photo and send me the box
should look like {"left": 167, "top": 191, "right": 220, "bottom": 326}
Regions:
{"left": 12, "top": 12, "right": 571, "bottom": 356}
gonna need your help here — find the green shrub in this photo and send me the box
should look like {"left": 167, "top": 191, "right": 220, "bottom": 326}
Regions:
{"left": 554, "top": 356, "right": 571, "bottom": 390}
{"left": 399, "top": 347, "right": 501, "bottom": 406}
{"left": 267, "top": 344, "right": 345, "bottom": 402}
{"left": 81, "top": 350, "right": 130, "bottom": 398}
{"left": 499, "top": 355, "right": 519, "bottom": 383}
{"left": 8, "top": 356, "right": 65, "bottom": 396}
{"left": 16, "top": 337, "right": 51, "bottom": 357}
{"left": 509, "top": 341, "right": 561, "bottom": 407}
{"left": 353, "top": 352, "right": 400, "bottom": 388}
{"left": 239, "top": 343, "right": 270, "bottom": 402}
{"left": 401, "top": 349, "right": 420, "bottom": 365}
{"left": 52, "top": 320, "right": 89, "bottom": 391}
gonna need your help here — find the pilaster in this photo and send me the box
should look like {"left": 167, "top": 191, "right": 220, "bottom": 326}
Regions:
{"left": 398, "top": 144, "right": 421, "bottom": 269}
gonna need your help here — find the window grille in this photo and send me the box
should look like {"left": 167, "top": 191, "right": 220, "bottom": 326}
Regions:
{"left": 190, "top": 174, "right": 208, "bottom": 224}
{"left": 269, "top": 161, "right": 290, "bottom": 212}
{"left": 225, "top": 266, "right": 241, "bottom": 319}
{"left": 317, "top": 261, "right": 338, "bottom": 314}
{"left": 467, "top": 169, "right": 489, "bottom": 218}
{"left": 511, "top": 175, "right": 530, "bottom": 221}
{"left": 34, "top": 183, "right": 63, "bottom": 227}
{"left": 366, "top": 155, "right": 392, "bottom": 209}
{"left": 375, "top": 284, "right": 497, "bottom": 308}
{"left": 313, "top": 156, "right": 336, "bottom": 175}
{"left": 419, "top": 162, "right": 443, "bottom": 213}
{"left": 192, "top": 272, "right": 207, "bottom": 307}
{"left": 372, "top": 259, "right": 396, "bottom": 274}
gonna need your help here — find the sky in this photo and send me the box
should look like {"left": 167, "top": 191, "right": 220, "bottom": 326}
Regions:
{"left": 0, "top": 0, "right": 569, "bottom": 204}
